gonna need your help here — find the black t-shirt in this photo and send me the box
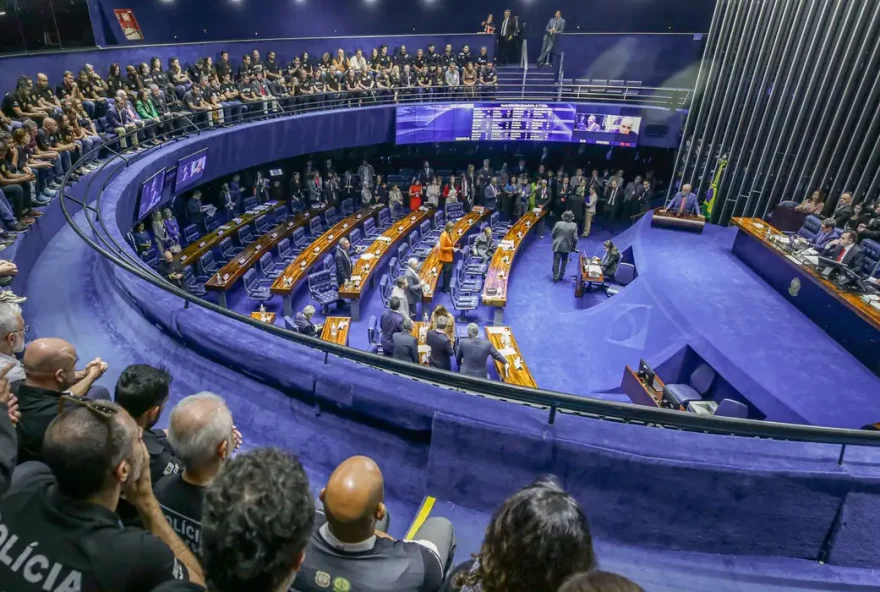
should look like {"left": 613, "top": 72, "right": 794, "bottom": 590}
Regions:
{"left": 183, "top": 89, "right": 203, "bottom": 108}
{"left": 220, "top": 82, "right": 237, "bottom": 96}
{"left": 266, "top": 60, "right": 280, "bottom": 74}
{"left": 395, "top": 53, "right": 412, "bottom": 67}
{"left": 15, "top": 384, "right": 65, "bottom": 463}
{"left": 2, "top": 93, "right": 22, "bottom": 117}
{"left": 476, "top": 54, "right": 489, "bottom": 67}
{"left": 154, "top": 473, "right": 205, "bottom": 555}
{"left": 413, "top": 57, "right": 426, "bottom": 71}
{"left": 0, "top": 464, "right": 189, "bottom": 592}
{"left": 144, "top": 428, "right": 183, "bottom": 482}
{"left": 378, "top": 55, "right": 392, "bottom": 70}
{"left": 425, "top": 51, "right": 440, "bottom": 67}
{"left": 36, "top": 128, "right": 58, "bottom": 151}
{"left": 292, "top": 513, "right": 444, "bottom": 592}
{"left": 34, "top": 85, "right": 55, "bottom": 103}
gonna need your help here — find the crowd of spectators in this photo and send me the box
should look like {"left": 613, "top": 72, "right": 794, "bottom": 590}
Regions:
{"left": 0, "top": 343, "right": 643, "bottom": 591}
{"left": 794, "top": 191, "right": 880, "bottom": 246}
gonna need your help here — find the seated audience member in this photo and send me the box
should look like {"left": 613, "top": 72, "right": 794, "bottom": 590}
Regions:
{"left": 0, "top": 399, "right": 204, "bottom": 589}
{"left": 380, "top": 296, "right": 406, "bottom": 355}
{"left": 155, "top": 392, "right": 241, "bottom": 553}
{"left": 391, "top": 276, "right": 410, "bottom": 319}
{"left": 474, "top": 225, "right": 495, "bottom": 260}
{"left": 159, "top": 250, "right": 185, "bottom": 287}
{"left": 0, "top": 302, "right": 26, "bottom": 386}
{"left": 37, "top": 117, "right": 76, "bottom": 173}
{"left": 600, "top": 240, "right": 621, "bottom": 276}
{"left": 808, "top": 218, "right": 837, "bottom": 250}
{"left": 294, "top": 455, "right": 454, "bottom": 592}
{"left": 559, "top": 571, "right": 645, "bottom": 592}
{"left": 456, "top": 323, "right": 508, "bottom": 379}
{"left": 1, "top": 362, "right": 20, "bottom": 495}
{"left": 844, "top": 202, "right": 870, "bottom": 232}
{"left": 295, "top": 304, "right": 323, "bottom": 336}
{"left": 152, "top": 449, "right": 315, "bottom": 592}
{"left": 443, "top": 477, "right": 595, "bottom": 592}
{"left": 796, "top": 190, "right": 825, "bottom": 214}
{"left": 0, "top": 141, "right": 42, "bottom": 223}
{"left": 667, "top": 184, "right": 699, "bottom": 215}
{"left": 106, "top": 93, "right": 141, "bottom": 149}
{"left": 427, "top": 315, "right": 455, "bottom": 370}
{"left": 16, "top": 338, "right": 110, "bottom": 462}
{"left": 392, "top": 316, "right": 420, "bottom": 363}
{"left": 832, "top": 192, "right": 854, "bottom": 228}
{"left": 823, "top": 230, "right": 864, "bottom": 269}
{"left": 115, "top": 363, "right": 182, "bottom": 481}
{"left": 429, "top": 304, "right": 456, "bottom": 343}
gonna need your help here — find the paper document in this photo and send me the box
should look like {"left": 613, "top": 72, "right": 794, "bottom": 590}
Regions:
{"left": 486, "top": 327, "right": 506, "bottom": 334}
{"left": 418, "top": 345, "right": 431, "bottom": 353}
{"left": 499, "top": 347, "right": 517, "bottom": 357}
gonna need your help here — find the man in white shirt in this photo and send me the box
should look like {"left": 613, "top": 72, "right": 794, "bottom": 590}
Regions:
{"left": 349, "top": 48, "right": 368, "bottom": 73}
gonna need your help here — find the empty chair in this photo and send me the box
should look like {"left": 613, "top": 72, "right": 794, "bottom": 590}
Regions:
{"left": 606, "top": 263, "right": 636, "bottom": 297}
{"left": 204, "top": 212, "right": 220, "bottom": 232}
{"left": 182, "top": 266, "right": 207, "bottom": 296}
{"left": 308, "top": 269, "right": 339, "bottom": 313}
{"left": 388, "top": 257, "right": 400, "bottom": 278}
{"left": 196, "top": 251, "right": 219, "bottom": 282}
{"left": 366, "top": 314, "right": 380, "bottom": 353}
{"left": 290, "top": 227, "right": 308, "bottom": 253}
{"left": 418, "top": 220, "right": 437, "bottom": 246}
{"left": 363, "top": 217, "right": 380, "bottom": 238}
{"left": 378, "top": 274, "right": 391, "bottom": 307}
{"left": 377, "top": 207, "right": 392, "bottom": 230}
{"left": 429, "top": 211, "right": 445, "bottom": 238}
{"left": 275, "top": 204, "right": 289, "bottom": 222}
{"left": 255, "top": 215, "right": 270, "bottom": 235}
{"left": 446, "top": 202, "right": 464, "bottom": 221}
{"left": 217, "top": 237, "right": 237, "bottom": 263}
{"left": 320, "top": 253, "right": 335, "bottom": 275}
{"left": 183, "top": 224, "right": 200, "bottom": 244}
{"left": 243, "top": 268, "right": 272, "bottom": 302}
{"left": 277, "top": 238, "right": 296, "bottom": 262}
{"left": 489, "top": 211, "right": 511, "bottom": 235}
{"left": 624, "top": 80, "right": 642, "bottom": 96}
{"left": 397, "top": 242, "right": 410, "bottom": 264}
{"left": 238, "top": 225, "right": 255, "bottom": 246}
{"left": 349, "top": 228, "right": 364, "bottom": 247}
{"left": 687, "top": 398, "right": 749, "bottom": 419}
{"left": 455, "top": 260, "right": 483, "bottom": 292}
{"left": 341, "top": 198, "right": 354, "bottom": 216}
{"left": 591, "top": 79, "right": 608, "bottom": 89}
{"left": 325, "top": 206, "right": 340, "bottom": 224}
{"left": 243, "top": 196, "right": 259, "bottom": 211}
{"left": 309, "top": 216, "right": 324, "bottom": 236}
{"left": 141, "top": 249, "right": 159, "bottom": 270}
{"left": 259, "top": 252, "right": 285, "bottom": 279}
{"left": 663, "top": 364, "right": 717, "bottom": 409}
{"left": 606, "top": 80, "right": 625, "bottom": 94}
{"left": 450, "top": 276, "right": 479, "bottom": 320}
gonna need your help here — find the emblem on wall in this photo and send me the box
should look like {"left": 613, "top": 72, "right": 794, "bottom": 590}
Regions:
{"left": 788, "top": 277, "right": 801, "bottom": 297}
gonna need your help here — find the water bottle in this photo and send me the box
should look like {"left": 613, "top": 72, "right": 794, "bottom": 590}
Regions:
{"left": 423, "top": 312, "right": 429, "bottom": 324}
{"left": 331, "top": 323, "right": 338, "bottom": 338}
{"left": 259, "top": 304, "right": 266, "bottom": 314}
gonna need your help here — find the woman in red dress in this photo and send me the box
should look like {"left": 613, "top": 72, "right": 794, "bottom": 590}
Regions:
{"left": 409, "top": 179, "right": 423, "bottom": 210}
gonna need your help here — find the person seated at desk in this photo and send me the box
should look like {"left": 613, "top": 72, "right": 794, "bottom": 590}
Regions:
{"left": 795, "top": 190, "right": 825, "bottom": 214}
{"left": 473, "top": 226, "right": 495, "bottom": 260}
{"left": 823, "top": 230, "right": 865, "bottom": 270}
{"left": 600, "top": 240, "right": 621, "bottom": 277}
{"left": 294, "top": 304, "right": 323, "bottom": 337}
{"left": 392, "top": 317, "right": 420, "bottom": 363}
{"left": 456, "top": 322, "right": 509, "bottom": 379}
{"left": 380, "top": 296, "right": 405, "bottom": 356}
{"left": 426, "top": 315, "right": 455, "bottom": 370}
{"left": 808, "top": 218, "right": 837, "bottom": 251}
{"left": 666, "top": 184, "right": 699, "bottom": 215}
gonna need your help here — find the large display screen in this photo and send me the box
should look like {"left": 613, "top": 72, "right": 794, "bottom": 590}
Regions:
{"left": 175, "top": 148, "right": 208, "bottom": 191}
{"left": 137, "top": 168, "right": 166, "bottom": 220}
{"left": 395, "top": 103, "right": 641, "bottom": 146}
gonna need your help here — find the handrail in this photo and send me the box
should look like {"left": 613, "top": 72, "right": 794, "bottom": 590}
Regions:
{"left": 54, "top": 93, "right": 880, "bottom": 449}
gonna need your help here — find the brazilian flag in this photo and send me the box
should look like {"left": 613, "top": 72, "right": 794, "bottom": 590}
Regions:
{"left": 703, "top": 157, "right": 728, "bottom": 219}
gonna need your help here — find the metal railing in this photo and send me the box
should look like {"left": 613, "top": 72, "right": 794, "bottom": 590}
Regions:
{"left": 53, "top": 92, "right": 880, "bottom": 455}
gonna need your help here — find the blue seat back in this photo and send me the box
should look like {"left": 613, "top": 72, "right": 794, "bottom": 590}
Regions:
{"left": 199, "top": 251, "right": 216, "bottom": 274}
{"left": 367, "top": 315, "right": 378, "bottom": 344}
{"left": 310, "top": 217, "right": 323, "bottom": 235}
{"left": 183, "top": 265, "right": 195, "bottom": 284}
{"left": 255, "top": 215, "right": 269, "bottom": 233}
{"left": 243, "top": 196, "right": 258, "bottom": 211}
{"left": 243, "top": 269, "right": 257, "bottom": 290}
{"left": 278, "top": 238, "right": 292, "bottom": 258}
{"left": 276, "top": 205, "right": 289, "bottom": 222}
{"left": 364, "top": 218, "right": 377, "bottom": 235}
{"left": 341, "top": 198, "right": 354, "bottom": 216}
{"left": 321, "top": 253, "right": 335, "bottom": 272}
{"left": 798, "top": 215, "right": 822, "bottom": 239}
{"left": 446, "top": 202, "right": 464, "bottom": 220}
{"left": 433, "top": 210, "right": 444, "bottom": 229}
{"left": 397, "top": 243, "right": 410, "bottom": 262}
{"left": 183, "top": 224, "right": 200, "bottom": 243}
{"left": 408, "top": 231, "right": 419, "bottom": 250}
{"left": 378, "top": 207, "right": 391, "bottom": 223}
{"left": 862, "top": 239, "right": 880, "bottom": 277}
{"left": 490, "top": 211, "right": 501, "bottom": 227}
{"left": 219, "top": 237, "right": 234, "bottom": 258}
{"left": 419, "top": 220, "right": 431, "bottom": 237}
{"left": 689, "top": 364, "right": 716, "bottom": 395}
{"left": 349, "top": 228, "right": 362, "bottom": 245}
{"left": 309, "top": 269, "right": 332, "bottom": 291}
{"left": 378, "top": 274, "right": 390, "bottom": 305}
{"left": 259, "top": 252, "right": 273, "bottom": 272}
{"left": 204, "top": 213, "right": 219, "bottom": 232}
{"left": 326, "top": 206, "right": 338, "bottom": 221}
{"left": 238, "top": 226, "right": 253, "bottom": 243}
{"left": 614, "top": 263, "right": 636, "bottom": 285}
{"left": 292, "top": 227, "right": 307, "bottom": 245}
{"left": 389, "top": 257, "right": 399, "bottom": 276}
{"left": 715, "top": 399, "right": 748, "bottom": 419}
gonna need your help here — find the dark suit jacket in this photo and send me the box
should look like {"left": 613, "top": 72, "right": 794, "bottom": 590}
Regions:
{"left": 334, "top": 246, "right": 352, "bottom": 286}
{"left": 105, "top": 105, "right": 132, "bottom": 128}
{"left": 824, "top": 244, "right": 865, "bottom": 270}
{"left": 392, "top": 332, "right": 420, "bottom": 363}
{"left": 418, "top": 167, "right": 435, "bottom": 186}
{"left": 567, "top": 193, "right": 585, "bottom": 221}
{"left": 601, "top": 250, "right": 621, "bottom": 276}
{"left": 379, "top": 309, "right": 405, "bottom": 353}
{"left": 294, "top": 312, "right": 319, "bottom": 336}
{"left": 426, "top": 330, "right": 454, "bottom": 370}
{"left": 456, "top": 337, "right": 506, "bottom": 378}
{"left": 308, "top": 178, "right": 323, "bottom": 204}
{"left": 832, "top": 204, "right": 854, "bottom": 229}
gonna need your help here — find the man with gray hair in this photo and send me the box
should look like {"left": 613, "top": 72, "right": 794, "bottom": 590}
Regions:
{"left": 155, "top": 392, "right": 242, "bottom": 554}
{"left": 456, "top": 322, "right": 509, "bottom": 379}
{"left": 403, "top": 257, "right": 425, "bottom": 317}
{"left": 293, "top": 304, "right": 323, "bottom": 337}
{"left": 392, "top": 317, "right": 419, "bottom": 363}
{"left": 0, "top": 302, "right": 27, "bottom": 385}
{"left": 551, "top": 210, "right": 578, "bottom": 282}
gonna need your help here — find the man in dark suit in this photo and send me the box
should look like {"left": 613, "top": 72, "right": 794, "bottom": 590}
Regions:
{"left": 823, "top": 230, "right": 865, "bottom": 270}
{"left": 417, "top": 161, "right": 435, "bottom": 187}
{"left": 552, "top": 210, "right": 578, "bottom": 282}
{"left": 426, "top": 316, "right": 454, "bottom": 370}
{"left": 536, "top": 10, "right": 566, "bottom": 68}
{"left": 293, "top": 304, "right": 322, "bottom": 336}
{"left": 832, "top": 192, "right": 854, "bottom": 228}
{"left": 403, "top": 258, "right": 424, "bottom": 318}
{"left": 106, "top": 95, "right": 140, "bottom": 149}
{"left": 456, "top": 323, "right": 508, "bottom": 379}
{"left": 308, "top": 172, "right": 324, "bottom": 206}
{"left": 809, "top": 219, "right": 837, "bottom": 251}
{"left": 335, "top": 238, "right": 352, "bottom": 287}
{"left": 496, "top": 9, "right": 518, "bottom": 65}
{"left": 392, "top": 317, "right": 419, "bottom": 363}
{"left": 379, "top": 297, "right": 405, "bottom": 356}
{"left": 186, "top": 190, "right": 206, "bottom": 229}
{"left": 484, "top": 177, "right": 500, "bottom": 210}
{"left": 323, "top": 173, "right": 340, "bottom": 207}
{"left": 605, "top": 179, "right": 623, "bottom": 221}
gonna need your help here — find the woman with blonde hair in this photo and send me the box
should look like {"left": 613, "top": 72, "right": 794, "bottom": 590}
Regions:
{"left": 429, "top": 304, "right": 455, "bottom": 343}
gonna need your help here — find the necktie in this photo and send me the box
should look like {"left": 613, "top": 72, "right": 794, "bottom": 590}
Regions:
{"left": 503, "top": 19, "right": 508, "bottom": 36}
{"left": 678, "top": 196, "right": 686, "bottom": 213}
{"left": 836, "top": 247, "right": 846, "bottom": 263}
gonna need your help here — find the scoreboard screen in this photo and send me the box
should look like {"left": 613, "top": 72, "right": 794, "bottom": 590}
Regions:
{"left": 395, "top": 102, "right": 640, "bottom": 146}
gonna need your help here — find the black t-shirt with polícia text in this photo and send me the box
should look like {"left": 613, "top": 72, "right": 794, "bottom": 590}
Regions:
{"left": 154, "top": 473, "right": 205, "bottom": 555}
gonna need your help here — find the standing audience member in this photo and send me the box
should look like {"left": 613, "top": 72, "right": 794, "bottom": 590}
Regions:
{"left": 443, "top": 476, "right": 594, "bottom": 592}
{"left": 0, "top": 399, "right": 205, "bottom": 590}
{"left": 391, "top": 276, "right": 411, "bottom": 319}
{"left": 155, "top": 392, "right": 241, "bottom": 554}
{"left": 551, "top": 210, "right": 578, "bottom": 283}
{"left": 293, "top": 456, "right": 455, "bottom": 592}
{"left": 537, "top": 11, "right": 566, "bottom": 68}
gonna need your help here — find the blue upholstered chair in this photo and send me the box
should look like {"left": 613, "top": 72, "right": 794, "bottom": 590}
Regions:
{"left": 715, "top": 399, "right": 749, "bottom": 418}
{"left": 860, "top": 239, "right": 880, "bottom": 277}
{"left": 664, "top": 364, "right": 717, "bottom": 409}
{"left": 366, "top": 315, "right": 380, "bottom": 353}
{"left": 363, "top": 217, "right": 380, "bottom": 239}
{"left": 309, "top": 216, "right": 324, "bottom": 236}
{"left": 349, "top": 228, "right": 364, "bottom": 247}
{"left": 377, "top": 207, "right": 393, "bottom": 230}
{"left": 378, "top": 274, "right": 391, "bottom": 307}
{"left": 455, "top": 260, "right": 483, "bottom": 292}
{"left": 183, "top": 224, "right": 200, "bottom": 245}
{"left": 283, "top": 315, "right": 297, "bottom": 331}
{"left": 606, "top": 263, "right": 636, "bottom": 297}
{"left": 341, "top": 198, "right": 354, "bottom": 216}
{"left": 325, "top": 206, "right": 340, "bottom": 224}
{"left": 489, "top": 211, "right": 511, "bottom": 237}
{"left": 397, "top": 243, "right": 411, "bottom": 265}
{"left": 196, "top": 252, "right": 218, "bottom": 282}
{"left": 446, "top": 202, "right": 464, "bottom": 221}
{"left": 388, "top": 257, "right": 400, "bottom": 278}
{"left": 462, "top": 246, "right": 489, "bottom": 276}
{"left": 243, "top": 269, "right": 272, "bottom": 302}
{"left": 797, "top": 215, "right": 822, "bottom": 240}
{"left": 182, "top": 266, "right": 206, "bottom": 296}
{"left": 243, "top": 196, "right": 259, "bottom": 211}
{"left": 238, "top": 225, "right": 255, "bottom": 246}
{"left": 275, "top": 204, "right": 289, "bottom": 222}
{"left": 450, "top": 276, "right": 479, "bottom": 320}
{"left": 255, "top": 215, "right": 270, "bottom": 235}
{"left": 277, "top": 238, "right": 296, "bottom": 263}
{"left": 141, "top": 248, "right": 159, "bottom": 269}
{"left": 259, "top": 252, "right": 285, "bottom": 279}
{"left": 390, "top": 202, "right": 406, "bottom": 221}
{"left": 418, "top": 220, "right": 437, "bottom": 247}
{"left": 308, "top": 270, "right": 339, "bottom": 313}
{"left": 218, "top": 237, "right": 238, "bottom": 263}
{"left": 290, "top": 227, "right": 308, "bottom": 253}
{"left": 204, "top": 212, "right": 220, "bottom": 233}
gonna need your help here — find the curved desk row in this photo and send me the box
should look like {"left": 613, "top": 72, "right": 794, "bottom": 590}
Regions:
{"left": 271, "top": 205, "right": 385, "bottom": 317}
{"left": 205, "top": 207, "right": 326, "bottom": 307}
{"left": 419, "top": 206, "right": 492, "bottom": 304}
{"left": 177, "top": 201, "right": 287, "bottom": 266}
{"left": 485, "top": 326, "right": 537, "bottom": 387}
{"left": 339, "top": 207, "right": 435, "bottom": 321}
{"left": 481, "top": 208, "right": 548, "bottom": 324}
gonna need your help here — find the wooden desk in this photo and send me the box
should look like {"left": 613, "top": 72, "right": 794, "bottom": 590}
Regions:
{"left": 270, "top": 205, "right": 383, "bottom": 317}
{"left": 621, "top": 365, "right": 667, "bottom": 408}
{"left": 337, "top": 207, "right": 435, "bottom": 321}
{"left": 205, "top": 208, "right": 324, "bottom": 308}
{"left": 576, "top": 251, "right": 605, "bottom": 297}
{"left": 651, "top": 207, "right": 706, "bottom": 233}
{"left": 484, "top": 326, "right": 537, "bottom": 388}
{"left": 320, "top": 316, "right": 351, "bottom": 346}
{"left": 419, "top": 207, "right": 492, "bottom": 303}
{"left": 249, "top": 311, "right": 277, "bottom": 324}
{"left": 411, "top": 321, "right": 430, "bottom": 365}
{"left": 481, "top": 209, "right": 547, "bottom": 324}
{"left": 177, "top": 201, "right": 286, "bottom": 267}
{"left": 731, "top": 217, "right": 880, "bottom": 376}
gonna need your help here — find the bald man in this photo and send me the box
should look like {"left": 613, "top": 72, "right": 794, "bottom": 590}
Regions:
{"left": 668, "top": 184, "right": 699, "bottom": 215}
{"left": 293, "top": 456, "right": 455, "bottom": 592}
{"left": 16, "top": 337, "right": 110, "bottom": 463}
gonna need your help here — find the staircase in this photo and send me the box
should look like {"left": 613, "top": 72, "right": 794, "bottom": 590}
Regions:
{"left": 494, "top": 65, "right": 557, "bottom": 100}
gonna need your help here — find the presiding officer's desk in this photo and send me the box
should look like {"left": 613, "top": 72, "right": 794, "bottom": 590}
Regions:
{"left": 482, "top": 209, "right": 547, "bottom": 324}
{"left": 177, "top": 201, "right": 286, "bottom": 267}
{"left": 206, "top": 208, "right": 324, "bottom": 307}
{"left": 419, "top": 207, "right": 491, "bottom": 303}
{"left": 271, "top": 205, "right": 383, "bottom": 318}
{"left": 731, "top": 217, "right": 880, "bottom": 376}
{"left": 484, "top": 326, "right": 537, "bottom": 388}
{"left": 651, "top": 207, "right": 706, "bottom": 233}
{"left": 338, "top": 207, "right": 435, "bottom": 321}
{"left": 576, "top": 251, "right": 605, "bottom": 296}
